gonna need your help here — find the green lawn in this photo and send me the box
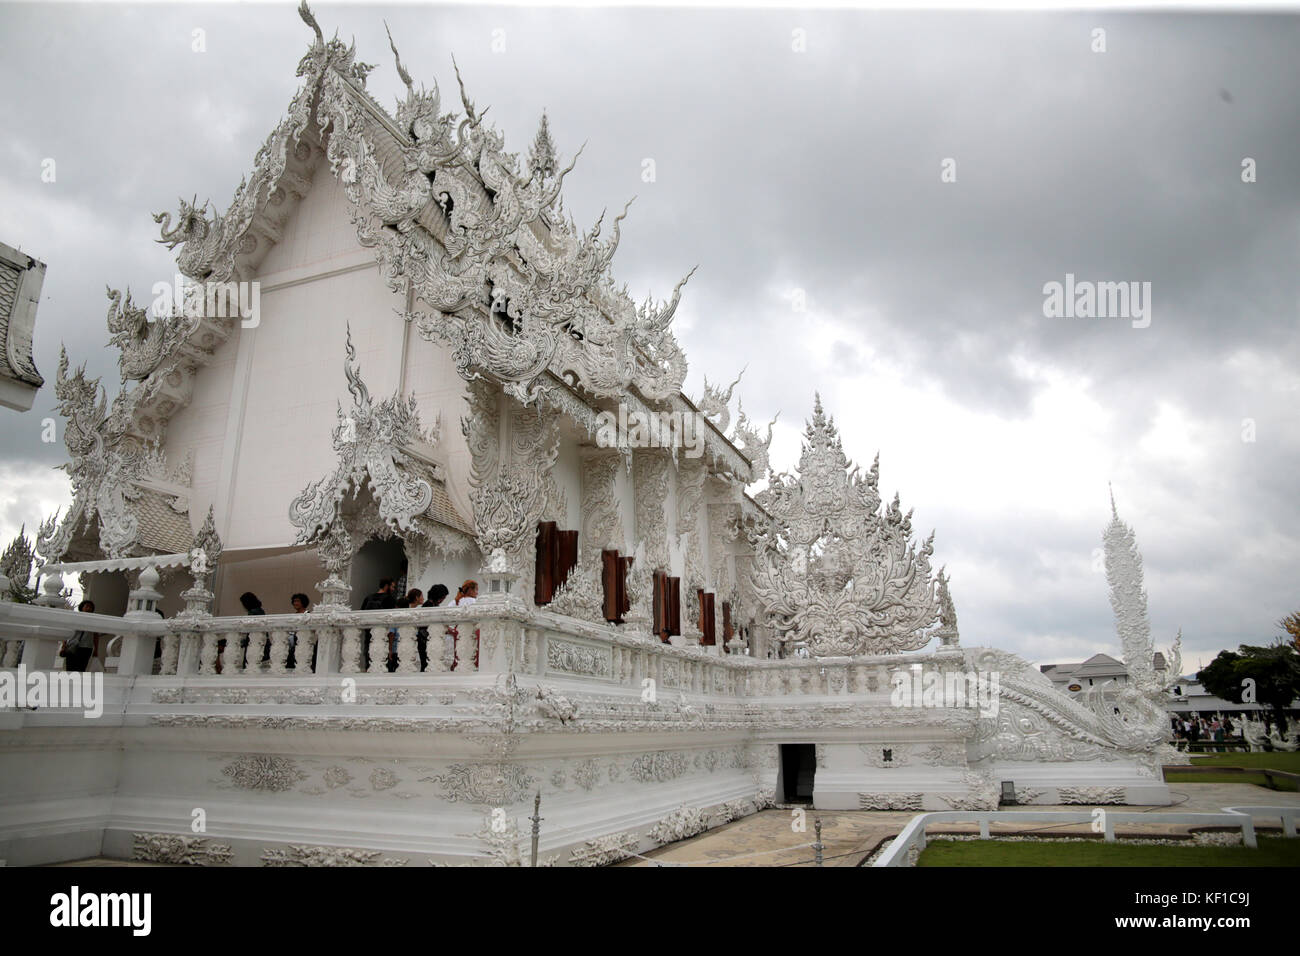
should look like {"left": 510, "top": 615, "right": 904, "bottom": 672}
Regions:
{"left": 1187, "top": 752, "right": 1300, "bottom": 773}
{"left": 1162, "top": 752, "right": 1300, "bottom": 791}
{"left": 1163, "top": 772, "right": 1297, "bottom": 791}
{"left": 916, "top": 836, "right": 1300, "bottom": 867}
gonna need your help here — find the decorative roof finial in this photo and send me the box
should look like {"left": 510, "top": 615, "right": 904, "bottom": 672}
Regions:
{"left": 298, "top": 0, "right": 323, "bottom": 47}
{"left": 384, "top": 20, "right": 413, "bottom": 94}
{"left": 450, "top": 54, "right": 488, "bottom": 126}
{"left": 529, "top": 110, "right": 558, "bottom": 182}
{"left": 1109, "top": 482, "right": 1117, "bottom": 518}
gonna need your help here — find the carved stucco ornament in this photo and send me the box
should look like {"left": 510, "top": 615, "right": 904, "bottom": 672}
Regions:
{"left": 289, "top": 325, "right": 473, "bottom": 563}
{"left": 748, "top": 395, "right": 942, "bottom": 657}
{"left": 36, "top": 350, "right": 196, "bottom": 562}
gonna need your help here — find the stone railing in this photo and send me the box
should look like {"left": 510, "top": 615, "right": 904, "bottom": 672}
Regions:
{"left": 872, "top": 807, "right": 1269, "bottom": 866}
{"left": 0, "top": 599, "right": 962, "bottom": 702}
{"left": 0, "top": 602, "right": 166, "bottom": 673}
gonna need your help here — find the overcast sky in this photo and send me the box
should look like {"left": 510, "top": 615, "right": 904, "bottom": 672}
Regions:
{"left": 1, "top": 3, "right": 1297, "bottom": 670}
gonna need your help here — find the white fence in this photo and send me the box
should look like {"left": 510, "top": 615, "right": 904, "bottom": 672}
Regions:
{"left": 870, "top": 805, "right": 1300, "bottom": 866}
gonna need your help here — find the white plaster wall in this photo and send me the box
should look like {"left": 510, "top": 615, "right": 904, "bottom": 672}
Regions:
{"left": 164, "top": 171, "right": 474, "bottom": 560}
{"left": 216, "top": 550, "right": 324, "bottom": 615}
{"left": 553, "top": 434, "right": 582, "bottom": 533}
{"left": 400, "top": 313, "right": 472, "bottom": 518}
{"left": 164, "top": 330, "right": 239, "bottom": 531}
{"left": 615, "top": 460, "right": 635, "bottom": 558}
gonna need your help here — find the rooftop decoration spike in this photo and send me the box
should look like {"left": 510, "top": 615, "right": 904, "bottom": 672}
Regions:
{"left": 384, "top": 20, "right": 413, "bottom": 95}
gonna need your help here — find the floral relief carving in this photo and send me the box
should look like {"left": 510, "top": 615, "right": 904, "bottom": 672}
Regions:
{"left": 648, "top": 805, "right": 708, "bottom": 845}
{"left": 262, "top": 844, "right": 408, "bottom": 867}
{"left": 133, "top": 833, "right": 233, "bottom": 866}
{"left": 546, "top": 639, "right": 611, "bottom": 677}
{"left": 428, "top": 763, "right": 535, "bottom": 805}
{"left": 1057, "top": 786, "right": 1127, "bottom": 805}
{"left": 857, "top": 792, "right": 924, "bottom": 811}
{"left": 573, "top": 759, "right": 601, "bottom": 791}
{"left": 630, "top": 750, "right": 688, "bottom": 783}
{"left": 569, "top": 831, "right": 639, "bottom": 867}
{"left": 221, "top": 755, "right": 308, "bottom": 792}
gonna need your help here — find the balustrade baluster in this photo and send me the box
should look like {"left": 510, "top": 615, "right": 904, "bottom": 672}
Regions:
{"left": 456, "top": 622, "right": 478, "bottom": 673}
{"left": 298, "top": 629, "right": 318, "bottom": 673}
{"left": 178, "top": 632, "right": 201, "bottom": 675}
{"left": 198, "top": 632, "right": 220, "bottom": 675}
{"left": 160, "top": 633, "right": 180, "bottom": 675}
{"left": 396, "top": 625, "right": 419, "bottom": 674}
{"left": 269, "top": 630, "right": 290, "bottom": 675}
{"left": 425, "top": 626, "right": 450, "bottom": 673}
{"left": 340, "top": 627, "right": 362, "bottom": 674}
{"left": 246, "top": 632, "right": 267, "bottom": 674}
{"left": 220, "top": 631, "right": 243, "bottom": 675}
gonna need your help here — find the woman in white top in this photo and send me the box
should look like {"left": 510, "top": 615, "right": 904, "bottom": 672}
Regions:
{"left": 450, "top": 580, "right": 478, "bottom": 670}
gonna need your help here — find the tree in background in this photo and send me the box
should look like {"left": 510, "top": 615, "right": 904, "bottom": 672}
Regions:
{"left": 1199, "top": 640, "right": 1300, "bottom": 733}
{"left": 1280, "top": 611, "right": 1300, "bottom": 653}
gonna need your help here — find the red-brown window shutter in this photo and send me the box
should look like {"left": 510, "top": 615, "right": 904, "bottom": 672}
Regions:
{"left": 699, "top": 591, "right": 716, "bottom": 645}
{"left": 557, "top": 530, "right": 579, "bottom": 591}
{"left": 667, "top": 576, "right": 681, "bottom": 636}
{"left": 535, "top": 521, "right": 556, "bottom": 604}
{"left": 536, "top": 523, "right": 580, "bottom": 606}
{"left": 602, "top": 549, "right": 620, "bottom": 623}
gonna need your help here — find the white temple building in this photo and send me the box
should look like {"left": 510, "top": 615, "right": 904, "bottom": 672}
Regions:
{"left": 0, "top": 5, "right": 1183, "bottom": 867}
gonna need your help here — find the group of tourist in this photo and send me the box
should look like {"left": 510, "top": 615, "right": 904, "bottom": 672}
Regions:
{"left": 230, "top": 578, "right": 480, "bottom": 673}
{"left": 1171, "top": 714, "right": 1237, "bottom": 751}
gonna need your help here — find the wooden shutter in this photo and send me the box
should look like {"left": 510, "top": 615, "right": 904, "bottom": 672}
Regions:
{"left": 557, "top": 530, "right": 579, "bottom": 591}
{"left": 699, "top": 591, "right": 716, "bottom": 645}
{"left": 667, "top": 576, "right": 681, "bottom": 636}
{"left": 602, "top": 550, "right": 620, "bottom": 623}
{"left": 534, "top": 521, "right": 557, "bottom": 604}
{"left": 652, "top": 570, "right": 665, "bottom": 639}
{"left": 536, "top": 523, "right": 580, "bottom": 605}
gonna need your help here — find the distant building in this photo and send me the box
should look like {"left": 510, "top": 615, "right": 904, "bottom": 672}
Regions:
{"left": 0, "top": 241, "right": 45, "bottom": 412}
{"left": 1165, "top": 678, "right": 1296, "bottom": 718}
{"left": 1041, "top": 653, "right": 1297, "bottom": 719}
{"left": 1040, "top": 651, "right": 1167, "bottom": 696}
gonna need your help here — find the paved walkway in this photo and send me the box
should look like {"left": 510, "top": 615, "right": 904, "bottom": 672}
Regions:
{"left": 620, "top": 783, "right": 1300, "bottom": 867}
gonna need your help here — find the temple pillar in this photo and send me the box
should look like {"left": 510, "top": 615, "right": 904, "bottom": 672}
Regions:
{"left": 118, "top": 566, "right": 164, "bottom": 675}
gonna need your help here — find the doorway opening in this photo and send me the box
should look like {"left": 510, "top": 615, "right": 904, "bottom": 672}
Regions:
{"left": 349, "top": 536, "right": 407, "bottom": 608}
{"left": 780, "top": 743, "right": 816, "bottom": 804}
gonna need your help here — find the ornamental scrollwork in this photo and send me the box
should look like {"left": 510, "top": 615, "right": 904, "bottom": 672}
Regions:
{"left": 748, "top": 395, "right": 943, "bottom": 657}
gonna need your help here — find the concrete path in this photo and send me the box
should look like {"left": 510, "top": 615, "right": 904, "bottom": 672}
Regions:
{"left": 621, "top": 782, "right": 1300, "bottom": 867}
